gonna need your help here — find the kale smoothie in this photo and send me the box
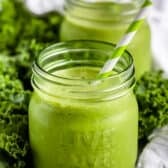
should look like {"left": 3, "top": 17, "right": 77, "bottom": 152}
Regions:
{"left": 29, "top": 41, "right": 138, "bottom": 168}
{"left": 60, "top": 0, "right": 152, "bottom": 78}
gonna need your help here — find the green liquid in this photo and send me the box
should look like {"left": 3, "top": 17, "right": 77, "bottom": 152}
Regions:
{"left": 29, "top": 67, "right": 138, "bottom": 168}
{"left": 60, "top": 13, "right": 152, "bottom": 78}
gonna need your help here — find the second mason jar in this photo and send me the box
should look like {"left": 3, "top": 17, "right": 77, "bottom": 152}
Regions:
{"left": 29, "top": 40, "right": 138, "bottom": 168}
{"left": 60, "top": 0, "right": 152, "bottom": 78}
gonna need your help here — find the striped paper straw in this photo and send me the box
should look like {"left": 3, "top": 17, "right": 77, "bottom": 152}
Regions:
{"left": 98, "top": 0, "right": 152, "bottom": 78}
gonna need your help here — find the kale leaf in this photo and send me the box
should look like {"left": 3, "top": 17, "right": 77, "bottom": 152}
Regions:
{"left": 0, "top": 54, "right": 31, "bottom": 168}
{"left": 135, "top": 71, "right": 168, "bottom": 142}
{"left": 0, "top": 0, "right": 61, "bottom": 54}
{"left": 0, "top": 0, "right": 62, "bottom": 89}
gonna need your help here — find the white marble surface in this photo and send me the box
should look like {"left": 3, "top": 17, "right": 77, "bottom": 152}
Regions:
{"left": 137, "top": 126, "right": 168, "bottom": 168}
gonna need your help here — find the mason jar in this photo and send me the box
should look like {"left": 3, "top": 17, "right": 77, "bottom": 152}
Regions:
{"left": 29, "top": 40, "right": 138, "bottom": 168}
{"left": 60, "top": 0, "right": 152, "bottom": 78}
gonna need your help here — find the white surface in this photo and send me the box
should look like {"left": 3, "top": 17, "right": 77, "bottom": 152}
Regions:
{"left": 137, "top": 126, "right": 168, "bottom": 168}
{"left": 148, "top": 0, "right": 168, "bottom": 77}
{"left": 25, "top": 0, "right": 64, "bottom": 14}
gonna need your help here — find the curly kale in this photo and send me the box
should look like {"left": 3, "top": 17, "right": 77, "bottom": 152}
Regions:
{"left": 135, "top": 71, "right": 168, "bottom": 142}
{"left": 0, "top": 0, "right": 62, "bottom": 89}
{"left": 0, "top": 57, "right": 31, "bottom": 168}
{"left": 15, "top": 39, "right": 48, "bottom": 89}
{"left": 0, "top": 0, "right": 61, "bottom": 54}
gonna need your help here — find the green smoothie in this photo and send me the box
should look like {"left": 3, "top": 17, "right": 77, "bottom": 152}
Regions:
{"left": 29, "top": 67, "right": 138, "bottom": 168}
{"left": 60, "top": 1, "right": 152, "bottom": 78}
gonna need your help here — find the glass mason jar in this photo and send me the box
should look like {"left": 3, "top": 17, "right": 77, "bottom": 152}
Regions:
{"left": 29, "top": 40, "right": 138, "bottom": 168}
{"left": 60, "top": 0, "right": 152, "bottom": 78}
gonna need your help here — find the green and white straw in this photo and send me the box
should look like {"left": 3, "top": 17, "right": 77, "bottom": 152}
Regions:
{"left": 98, "top": 0, "right": 152, "bottom": 78}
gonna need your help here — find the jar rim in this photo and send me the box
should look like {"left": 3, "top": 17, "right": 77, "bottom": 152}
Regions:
{"left": 32, "top": 40, "right": 135, "bottom": 101}
{"left": 66, "top": 0, "right": 143, "bottom": 9}
{"left": 33, "top": 40, "right": 133, "bottom": 83}
{"left": 64, "top": 0, "right": 144, "bottom": 23}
